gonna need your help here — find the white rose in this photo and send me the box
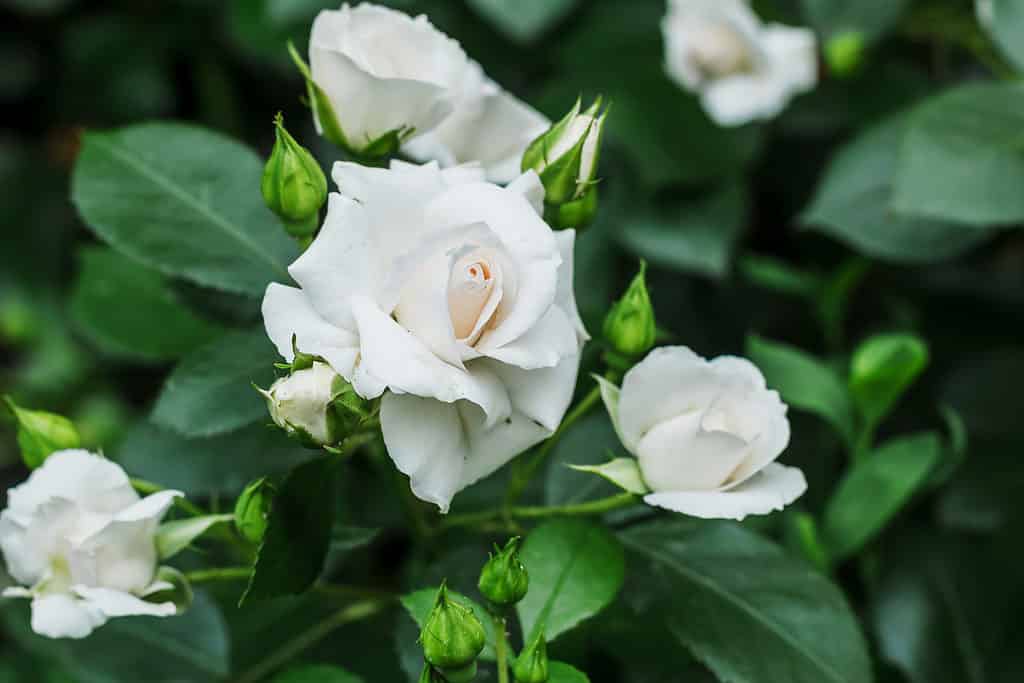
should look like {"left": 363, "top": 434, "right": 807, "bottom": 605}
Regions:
{"left": 600, "top": 346, "right": 806, "bottom": 520}
{"left": 0, "top": 450, "right": 182, "bottom": 639}
{"left": 262, "top": 160, "right": 587, "bottom": 512}
{"left": 661, "top": 0, "right": 817, "bottom": 126}
{"left": 264, "top": 361, "right": 342, "bottom": 445}
{"left": 308, "top": 3, "right": 475, "bottom": 152}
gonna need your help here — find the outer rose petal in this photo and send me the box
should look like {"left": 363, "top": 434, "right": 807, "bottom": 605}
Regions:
{"left": 635, "top": 412, "right": 750, "bottom": 491}
{"left": 5, "top": 450, "right": 138, "bottom": 519}
{"left": 475, "top": 352, "right": 579, "bottom": 432}
{"left": 380, "top": 393, "right": 549, "bottom": 513}
{"left": 480, "top": 305, "right": 577, "bottom": 370}
{"left": 643, "top": 463, "right": 807, "bottom": 520}
{"left": 553, "top": 229, "right": 589, "bottom": 343}
{"left": 262, "top": 283, "right": 359, "bottom": 379}
{"left": 71, "top": 586, "right": 176, "bottom": 619}
{"left": 350, "top": 296, "right": 511, "bottom": 423}
{"left": 29, "top": 593, "right": 106, "bottom": 639}
{"left": 506, "top": 171, "right": 545, "bottom": 216}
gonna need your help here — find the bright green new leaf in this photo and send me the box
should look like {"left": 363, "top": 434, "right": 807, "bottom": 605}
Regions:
{"left": 517, "top": 519, "right": 625, "bottom": 642}
{"left": 824, "top": 432, "right": 942, "bottom": 561}
{"left": 620, "top": 520, "right": 873, "bottom": 683}
{"left": 150, "top": 327, "right": 278, "bottom": 438}
{"left": 849, "top": 333, "right": 928, "bottom": 426}
{"left": 240, "top": 454, "right": 340, "bottom": 605}
{"left": 747, "top": 335, "right": 856, "bottom": 444}
{"left": 70, "top": 246, "right": 223, "bottom": 362}
{"left": 156, "top": 514, "right": 234, "bottom": 560}
{"left": 569, "top": 458, "right": 649, "bottom": 495}
{"left": 71, "top": 123, "right": 298, "bottom": 297}
{"left": 3, "top": 396, "right": 80, "bottom": 469}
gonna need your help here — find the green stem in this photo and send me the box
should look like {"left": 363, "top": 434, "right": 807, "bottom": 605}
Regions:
{"left": 184, "top": 566, "right": 250, "bottom": 584}
{"left": 184, "top": 566, "right": 393, "bottom": 602}
{"left": 234, "top": 598, "right": 388, "bottom": 683}
{"left": 504, "top": 382, "right": 605, "bottom": 507}
{"left": 444, "top": 492, "right": 639, "bottom": 531}
{"left": 494, "top": 614, "right": 510, "bottom": 683}
{"left": 130, "top": 478, "right": 207, "bottom": 517}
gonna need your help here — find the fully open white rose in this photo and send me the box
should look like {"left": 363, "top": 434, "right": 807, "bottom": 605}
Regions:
{"left": 600, "top": 346, "right": 806, "bottom": 520}
{"left": 262, "top": 160, "right": 587, "bottom": 512}
{"left": 661, "top": 0, "right": 817, "bottom": 126}
{"left": 0, "top": 450, "right": 182, "bottom": 639}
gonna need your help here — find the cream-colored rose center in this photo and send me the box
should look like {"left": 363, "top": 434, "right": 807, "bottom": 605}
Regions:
{"left": 690, "top": 22, "right": 753, "bottom": 79}
{"left": 448, "top": 255, "right": 496, "bottom": 341}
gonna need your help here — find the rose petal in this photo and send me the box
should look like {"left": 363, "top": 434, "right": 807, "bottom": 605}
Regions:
{"left": 553, "top": 229, "right": 589, "bottom": 343}
{"left": 635, "top": 412, "right": 750, "bottom": 491}
{"left": 29, "top": 593, "right": 106, "bottom": 639}
{"left": 506, "top": 171, "right": 545, "bottom": 216}
{"left": 643, "top": 463, "right": 807, "bottom": 520}
{"left": 262, "top": 283, "right": 360, "bottom": 380}
{"left": 478, "top": 304, "right": 577, "bottom": 370}
{"left": 6, "top": 450, "right": 138, "bottom": 519}
{"left": 72, "top": 586, "right": 176, "bottom": 619}
{"left": 474, "top": 351, "right": 579, "bottom": 432}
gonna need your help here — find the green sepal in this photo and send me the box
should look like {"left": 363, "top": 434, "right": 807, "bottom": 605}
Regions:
{"left": 522, "top": 97, "right": 581, "bottom": 173}
{"left": 234, "top": 477, "right": 276, "bottom": 544}
{"left": 544, "top": 185, "right": 599, "bottom": 230}
{"left": 3, "top": 396, "right": 81, "bottom": 469}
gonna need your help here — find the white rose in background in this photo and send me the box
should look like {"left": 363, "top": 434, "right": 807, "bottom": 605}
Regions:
{"left": 661, "top": 0, "right": 817, "bottom": 127}
{"left": 262, "top": 160, "right": 587, "bottom": 512}
{"left": 305, "top": 3, "right": 549, "bottom": 178}
{"left": 0, "top": 451, "right": 181, "bottom": 639}
{"left": 597, "top": 346, "right": 806, "bottom": 520}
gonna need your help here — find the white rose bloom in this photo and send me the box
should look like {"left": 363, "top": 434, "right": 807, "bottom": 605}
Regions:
{"left": 661, "top": 0, "right": 817, "bottom": 126}
{"left": 600, "top": 346, "right": 806, "bottom": 520}
{"left": 0, "top": 450, "right": 182, "bottom": 639}
{"left": 262, "top": 160, "right": 587, "bottom": 512}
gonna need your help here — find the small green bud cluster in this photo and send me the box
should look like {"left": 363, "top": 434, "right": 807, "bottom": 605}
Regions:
{"left": 602, "top": 261, "right": 657, "bottom": 367}
{"left": 522, "top": 97, "right": 608, "bottom": 230}
{"left": 261, "top": 113, "right": 327, "bottom": 241}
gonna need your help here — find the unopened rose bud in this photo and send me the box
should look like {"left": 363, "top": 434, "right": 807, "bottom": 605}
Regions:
{"left": 478, "top": 536, "right": 529, "bottom": 607}
{"left": 513, "top": 629, "right": 549, "bottom": 683}
{"left": 261, "top": 112, "right": 327, "bottom": 239}
{"left": 825, "top": 31, "right": 865, "bottom": 78}
{"left": 420, "top": 582, "right": 487, "bottom": 672}
{"left": 603, "top": 261, "right": 657, "bottom": 360}
{"left": 522, "top": 97, "right": 607, "bottom": 222}
{"left": 260, "top": 362, "right": 343, "bottom": 447}
{"left": 234, "top": 477, "right": 275, "bottom": 544}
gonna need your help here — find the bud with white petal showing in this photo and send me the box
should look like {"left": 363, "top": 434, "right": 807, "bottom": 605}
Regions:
{"left": 522, "top": 97, "right": 607, "bottom": 229}
{"left": 261, "top": 113, "right": 327, "bottom": 240}
{"left": 260, "top": 362, "right": 371, "bottom": 448}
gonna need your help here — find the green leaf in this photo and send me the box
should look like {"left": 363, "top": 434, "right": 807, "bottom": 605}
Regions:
{"left": 271, "top": 664, "right": 364, "bottom": 683}
{"left": 979, "top": 0, "right": 1024, "bottom": 72}
{"left": 849, "top": 333, "right": 928, "bottom": 426}
{"left": 156, "top": 514, "right": 234, "bottom": 560}
{"left": 746, "top": 335, "right": 856, "bottom": 444}
{"left": 892, "top": 82, "right": 1024, "bottom": 226}
{"left": 2, "top": 590, "right": 229, "bottom": 683}
{"left": 117, "top": 421, "right": 316, "bottom": 497}
{"left": 549, "top": 662, "right": 590, "bottom": 683}
{"left": 400, "top": 587, "right": 497, "bottom": 661}
{"left": 569, "top": 458, "right": 649, "bottom": 495}
{"left": 466, "top": 0, "right": 578, "bottom": 43}
{"left": 71, "top": 123, "right": 298, "bottom": 297}
{"left": 617, "top": 180, "right": 748, "bottom": 278}
{"left": 740, "top": 254, "right": 821, "bottom": 298}
{"left": 516, "top": 519, "right": 625, "bottom": 642}
{"left": 799, "top": 0, "right": 912, "bottom": 41}
{"left": 620, "top": 520, "right": 873, "bottom": 683}
{"left": 70, "top": 246, "right": 223, "bottom": 362}
{"left": 3, "top": 396, "right": 80, "bottom": 468}
{"left": 150, "top": 327, "right": 277, "bottom": 438}
{"left": 240, "top": 454, "right": 339, "bottom": 605}
{"left": 823, "top": 432, "right": 942, "bottom": 561}
{"left": 802, "top": 114, "right": 994, "bottom": 263}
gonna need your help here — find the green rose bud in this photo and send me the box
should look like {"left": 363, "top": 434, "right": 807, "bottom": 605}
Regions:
{"left": 603, "top": 261, "right": 657, "bottom": 360}
{"left": 522, "top": 97, "right": 607, "bottom": 225}
{"left": 419, "top": 664, "right": 444, "bottom": 683}
{"left": 261, "top": 112, "right": 327, "bottom": 238}
{"left": 513, "top": 629, "right": 549, "bottom": 683}
{"left": 234, "top": 477, "right": 275, "bottom": 544}
{"left": 478, "top": 536, "right": 529, "bottom": 607}
{"left": 420, "top": 582, "right": 487, "bottom": 671}
{"left": 825, "top": 31, "right": 865, "bottom": 78}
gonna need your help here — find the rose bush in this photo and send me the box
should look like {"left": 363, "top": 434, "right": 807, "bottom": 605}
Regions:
{"left": 0, "top": 450, "right": 181, "bottom": 639}
{"left": 262, "top": 160, "right": 586, "bottom": 511}
{"left": 599, "top": 346, "right": 806, "bottom": 520}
